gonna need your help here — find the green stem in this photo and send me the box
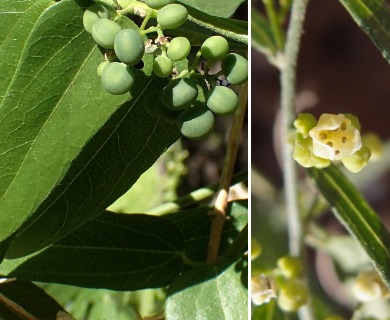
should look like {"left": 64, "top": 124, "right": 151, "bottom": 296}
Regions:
{"left": 281, "top": 1, "right": 315, "bottom": 320}
{"left": 187, "top": 14, "right": 248, "bottom": 45}
{"left": 146, "top": 170, "right": 247, "bottom": 215}
{"left": 280, "top": 0, "right": 309, "bottom": 258}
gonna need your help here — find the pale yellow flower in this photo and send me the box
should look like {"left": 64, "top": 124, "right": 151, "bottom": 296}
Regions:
{"left": 309, "top": 113, "right": 362, "bottom": 161}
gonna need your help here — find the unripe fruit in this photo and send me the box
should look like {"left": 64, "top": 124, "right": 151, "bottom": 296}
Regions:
{"left": 162, "top": 78, "right": 198, "bottom": 110}
{"left": 101, "top": 62, "right": 135, "bottom": 95}
{"left": 206, "top": 86, "right": 238, "bottom": 115}
{"left": 167, "top": 37, "right": 191, "bottom": 61}
{"left": 114, "top": 29, "right": 145, "bottom": 66}
{"left": 178, "top": 105, "right": 215, "bottom": 140}
{"left": 153, "top": 55, "right": 173, "bottom": 78}
{"left": 92, "top": 18, "right": 121, "bottom": 49}
{"left": 157, "top": 4, "right": 188, "bottom": 29}
{"left": 277, "top": 279, "right": 309, "bottom": 312}
{"left": 222, "top": 53, "right": 248, "bottom": 85}
{"left": 201, "top": 36, "right": 229, "bottom": 60}
{"left": 142, "top": 0, "right": 175, "bottom": 9}
{"left": 97, "top": 61, "right": 110, "bottom": 77}
{"left": 83, "top": 4, "right": 111, "bottom": 34}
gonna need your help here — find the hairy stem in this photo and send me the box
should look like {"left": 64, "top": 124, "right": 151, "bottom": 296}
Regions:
{"left": 207, "top": 82, "right": 248, "bottom": 264}
{"left": 281, "top": 1, "right": 315, "bottom": 319}
{"left": 280, "top": 0, "right": 309, "bottom": 258}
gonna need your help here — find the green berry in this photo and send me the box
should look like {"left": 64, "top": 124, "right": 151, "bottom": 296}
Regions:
{"left": 97, "top": 61, "right": 110, "bottom": 77}
{"left": 153, "top": 55, "right": 173, "bottom": 78}
{"left": 206, "top": 86, "right": 238, "bottom": 115}
{"left": 157, "top": 4, "right": 188, "bottom": 29}
{"left": 83, "top": 4, "right": 111, "bottom": 34}
{"left": 167, "top": 37, "right": 191, "bottom": 61}
{"left": 101, "top": 62, "right": 135, "bottom": 95}
{"left": 92, "top": 18, "right": 121, "bottom": 49}
{"left": 222, "top": 53, "right": 248, "bottom": 85}
{"left": 178, "top": 105, "right": 215, "bottom": 140}
{"left": 162, "top": 78, "right": 198, "bottom": 110}
{"left": 114, "top": 29, "right": 145, "bottom": 66}
{"left": 142, "top": 0, "right": 175, "bottom": 9}
{"left": 201, "top": 36, "right": 229, "bottom": 60}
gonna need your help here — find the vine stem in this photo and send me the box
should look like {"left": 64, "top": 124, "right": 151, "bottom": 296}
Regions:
{"left": 206, "top": 82, "right": 248, "bottom": 264}
{"left": 146, "top": 170, "right": 247, "bottom": 215}
{"left": 186, "top": 14, "right": 248, "bottom": 45}
{"left": 280, "top": 1, "right": 314, "bottom": 319}
{"left": 280, "top": 0, "right": 309, "bottom": 259}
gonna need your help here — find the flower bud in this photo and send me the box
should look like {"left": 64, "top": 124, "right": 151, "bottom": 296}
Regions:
{"left": 277, "top": 279, "right": 309, "bottom": 312}
{"left": 277, "top": 255, "right": 303, "bottom": 279}
{"left": 362, "top": 132, "right": 383, "bottom": 161}
{"left": 352, "top": 270, "right": 389, "bottom": 302}
{"left": 294, "top": 113, "right": 317, "bottom": 138}
{"left": 341, "top": 145, "right": 371, "bottom": 173}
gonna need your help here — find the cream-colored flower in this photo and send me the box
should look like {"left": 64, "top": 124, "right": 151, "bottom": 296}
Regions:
{"left": 251, "top": 274, "right": 277, "bottom": 305}
{"left": 309, "top": 113, "right": 362, "bottom": 161}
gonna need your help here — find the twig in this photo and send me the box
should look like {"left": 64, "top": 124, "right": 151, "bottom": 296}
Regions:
{"left": 206, "top": 82, "right": 248, "bottom": 264}
{"left": 146, "top": 170, "right": 247, "bottom": 215}
{"left": 280, "top": 0, "right": 309, "bottom": 258}
{"left": 280, "top": 1, "right": 315, "bottom": 319}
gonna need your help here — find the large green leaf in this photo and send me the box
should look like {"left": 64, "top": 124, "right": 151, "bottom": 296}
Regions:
{"left": 165, "top": 259, "right": 248, "bottom": 320}
{"left": 0, "top": 0, "right": 180, "bottom": 256}
{"left": 307, "top": 165, "right": 390, "bottom": 288}
{"left": 0, "top": 200, "right": 246, "bottom": 290}
{"left": 180, "top": 0, "right": 246, "bottom": 18}
{"left": 1, "top": 214, "right": 185, "bottom": 290}
{"left": 338, "top": 0, "right": 390, "bottom": 63}
{"left": 166, "top": 200, "right": 248, "bottom": 261}
{"left": 0, "top": 279, "right": 74, "bottom": 320}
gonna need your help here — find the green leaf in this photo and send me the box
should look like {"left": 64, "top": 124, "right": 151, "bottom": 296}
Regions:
{"left": 166, "top": 200, "right": 248, "bottom": 262}
{"left": 0, "top": 0, "right": 54, "bottom": 104}
{"left": 179, "top": 0, "right": 246, "bottom": 18}
{"left": 0, "top": 200, "right": 246, "bottom": 291}
{"left": 1, "top": 0, "right": 180, "bottom": 257}
{"left": 338, "top": 0, "right": 390, "bottom": 64}
{"left": 251, "top": 7, "right": 277, "bottom": 57}
{"left": 165, "top": 259, "right": 248, "bottom": 320}
{"left": 1, "top": 213, "right": 185, "bottom": 291}
{"left": 307, "top": 165, "right": 390, "bottom": 288}
{"left": 0, "top": 279, "right": 74, "bottom": 320}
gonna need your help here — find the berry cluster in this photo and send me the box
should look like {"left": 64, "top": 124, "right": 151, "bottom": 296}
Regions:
{"left": 83, "top": 1, "right": 248, "bottom": 140}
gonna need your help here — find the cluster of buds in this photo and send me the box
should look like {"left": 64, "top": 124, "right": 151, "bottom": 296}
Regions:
{"left": 251, "top": 255, "right": 309, "bottom": 312}
{"left": 292, "top": 113, "right": 380, "bottom": 173}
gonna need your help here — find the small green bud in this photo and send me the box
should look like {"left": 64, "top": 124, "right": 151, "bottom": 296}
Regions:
{"left": 293, "top": 113, "right": 317, "bottom": 137}
{"left": 251, "top": 238, "right": 262, "bottom": 260}
{"left": 362, "top": 132, "right": 383, "bottom": 161}
{"left": 277, "top": 279, "right": 309, "bottom": 312}
{"left": 341, "top": 145, "right": 371, "bottom": 173}
{"left": 293, "top": 135, "right": 331, "bottom": 168}
{"left": 277, "top": 255, "right": 303, "bottom": 279}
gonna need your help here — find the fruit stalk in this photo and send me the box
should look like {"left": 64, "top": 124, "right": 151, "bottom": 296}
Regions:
{"left": 206, "top": 82, "right": 248, "bottom": 264}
